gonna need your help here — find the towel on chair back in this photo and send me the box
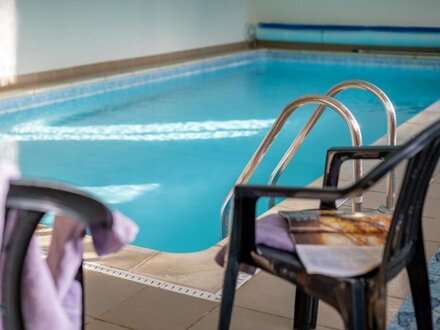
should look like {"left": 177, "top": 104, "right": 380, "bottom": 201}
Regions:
{"left": 0, "top": 161, "right": 139, "bottom": 329}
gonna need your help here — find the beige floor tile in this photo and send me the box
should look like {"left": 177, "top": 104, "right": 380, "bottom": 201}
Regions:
{"left": 99, "top": 284, "right": 216, "bottom": 330}
{"left": 86, "top": 319, "right": 130, "bottom": 330}
{"left": 218, "top": 272, "right": 405, "bottom": 329}
{"left": 365, "top": 164, "right": 406, "bottom": 195}
{"left": 375, "top": 240, "right": 438, "bottom": 300}
{"left": 338, "top": 159, "right": 380, "bottom": 182}
{"left": 386, "top": 239, "right": 439, "bottom": 302}
{"left": 373, "top": 119, "right": 422, "bottom": 145}
{"left": 387, "top": 270, "right": 410, "bottom": 299}
{"left": 407, "top": 109, "right": 440, "bottom": 126}
{"left": 259, "top": 198, "right": 320, "bottom": 217}
{"left": 189, "top": 305, "right": 293, "bottom": 330}
{"left": 387, "top": 297, "right": 405, "bottom": 326}
{"left": 234, "top": 271, "right": 295, "bottom": 319}
{"left": 237, "top": 297, "right": 403, "bottom": 330}
{"left": 131, "top": 246, "right": 224, "bottom": 293}
{"left": 317, "top": 302, "right": 344, "bottom": 330}
{"left": 334, "top": 113, "right": 426, "bottom": 186}
{"left": 276, "top": 198, "right": 320, "bottom": 211}
{"left": 232, "top": 269, "right": 413, "bottom": 329}
{"left": 372, "top": 136, "right": 396, "bottom": 147}
{"left": 216, "top": 237, "right": 228, "bottom": 248}
{"left": 308, "top": 177, "right": 324, "bottom": 188}
{"left": 35, "top": 227, "right": 158, "bottom": 272}
{"left": 259, "top": 200, "right": 297, "bottom": 217}
{"left": 425, "top": 240, "right": 440, "bottom": 259}
{"left": 428, "top": 182, "right": 440, "bottom": 200}
{"left": 423, "top": 218, "right": 440, "bottom": 243}
{"left": 423, "top": 199, "right": 440, "bottom": 220}
{"left": 434, "top": 164, "right": 440, "bottom": 180}
{"left": 339, "top": 159, "right": 406, "bottom": 189}
{"left": 394, "top": 121, "right": 427, "bottom": 143}
{"left": 423, "top": 100, "right": 440, "bottom": 113}
{"left": 234, "top": 271, "right": 344, "bottom": 329}
{"left": 84, "top": 242, "right": 158, "bottom": 271}
{"left": 85, "top": 271, "right": 145, "bottom": 317}
{"left": 356, "top": 191, "right": 388, "bottom": 209}
{"left": 85, "top": 316, "right": 94, "bottom": 325}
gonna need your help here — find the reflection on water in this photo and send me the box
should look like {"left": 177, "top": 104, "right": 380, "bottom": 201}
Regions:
{"left": 82, "top": 183, "right": 160, "bottom": 204}
{"left": 0, "top": 118, "right": 275, "bottom": 141}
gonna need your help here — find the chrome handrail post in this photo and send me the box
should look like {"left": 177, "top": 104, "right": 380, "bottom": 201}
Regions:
{"left": 220, "top": 95, "right": 362, "bottom": 237}
{"left": 267, "top": 104, "right": 327, "bottom": 208}
{"left": 268, "top": 80, "right": 396, "bottom": 213}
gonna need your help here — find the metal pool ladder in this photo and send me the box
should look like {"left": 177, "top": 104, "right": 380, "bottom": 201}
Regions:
{"left": 220, "top": 80, "right": 397, "bottom": 237}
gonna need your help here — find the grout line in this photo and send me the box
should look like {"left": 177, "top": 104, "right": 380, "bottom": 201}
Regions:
{"left": 422, "top": 214, "right": 440, "bottom": 220}
{"left": 424, "top": 239, "right": 440, "bottom": 245}
{"left": 315, "top": 325, "right": 342, "bottom": 330}
{"left": 387, "top": 293, "right": 407, "bottom": 301}
{"left": 85, "top": 316, "right": 95, "bottom": 325}
{"left": 126, "top": 251, "right": 161, "bottom": 272}
{"left": 185, "top": 303, "right": 220, "bottom": 330}
{"left": 90, "top": 316, "right": 136, "bottom": 330}
{"left": 87, "top": 277, "right": 145, "bottom": 319}
{"left": 234, "top": 305, "right": 294, "bottom": 321}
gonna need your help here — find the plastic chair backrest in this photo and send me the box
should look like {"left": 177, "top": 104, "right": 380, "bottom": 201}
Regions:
{"left": 2, "top": 180, "right": 113, "bottom": 330}
{"left": 351, "top": 120, "right": 440, "bottom": 280}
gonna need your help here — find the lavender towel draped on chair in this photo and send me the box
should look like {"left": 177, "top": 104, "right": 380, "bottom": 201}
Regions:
{"left": 215, "top": 213, "right": 295, "bottom": 274}
{"left": 0, "top": 161, "right": 139, "bottom": 330}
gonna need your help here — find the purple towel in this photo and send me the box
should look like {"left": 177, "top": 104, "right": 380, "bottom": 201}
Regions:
{"left": 215, "top": 213, "right": 295, "bottom": 274}
{"left": 0, "top": 161, "right": 139, "bottom": 330}
{"left": 255, "top": 213, "right": 295, "bottom": 252}
{"left": 45, "top": 211, "right": 138, "bottom": 329}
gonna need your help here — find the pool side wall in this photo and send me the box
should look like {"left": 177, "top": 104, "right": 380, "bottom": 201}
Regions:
{"left": 1, "top": 49, "right": 439, "bottom": 114}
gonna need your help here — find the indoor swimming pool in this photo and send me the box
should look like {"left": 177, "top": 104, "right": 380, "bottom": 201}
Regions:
{"left": 0, "top": 51, "right": 439, "bottom": 252}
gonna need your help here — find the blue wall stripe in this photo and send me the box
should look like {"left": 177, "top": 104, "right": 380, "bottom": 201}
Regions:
{"left": 259, "top": 23, "right": 440, "bottom": 34}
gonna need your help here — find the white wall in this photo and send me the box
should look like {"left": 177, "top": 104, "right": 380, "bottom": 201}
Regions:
{"left": 16, "top": 0, "right": 251, "bottom": 75}
{"left": 14, "top": 0, "right": 440, "bottom": 76}
{"left": 251, "top": 0, "right": 440, "bottom": 28}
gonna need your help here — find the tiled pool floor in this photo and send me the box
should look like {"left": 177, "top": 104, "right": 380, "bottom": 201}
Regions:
{"left": 37, "top": 100, "right": 440, "bottom": 329}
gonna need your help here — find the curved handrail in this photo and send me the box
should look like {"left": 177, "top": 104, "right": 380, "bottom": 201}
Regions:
{"left": 220, "top": 94, "right": 362, "bottom": 237}
{"left": 268, "top": 80, "right": 396, "bottom": 211}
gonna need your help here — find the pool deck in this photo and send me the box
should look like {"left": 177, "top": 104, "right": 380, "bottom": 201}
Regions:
{"left": 47, "top": 99, "right": 440, "bottom": 329}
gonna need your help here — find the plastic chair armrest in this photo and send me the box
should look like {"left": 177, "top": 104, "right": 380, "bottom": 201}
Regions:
{"left": 323, "top": 146, "right": 400, "bottom": 188}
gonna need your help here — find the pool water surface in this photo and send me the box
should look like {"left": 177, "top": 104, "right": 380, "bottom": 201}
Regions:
{"left": 0, "top": 51, "right": 439, "bottom": 252}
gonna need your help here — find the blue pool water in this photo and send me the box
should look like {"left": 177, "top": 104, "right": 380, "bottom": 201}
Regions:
{"left": 0, "top": 52, "right": 439, "bottom": 252}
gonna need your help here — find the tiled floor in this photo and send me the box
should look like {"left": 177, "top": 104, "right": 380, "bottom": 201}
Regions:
{"left": 81, "top": 101, "right": 440, "bottom": 329}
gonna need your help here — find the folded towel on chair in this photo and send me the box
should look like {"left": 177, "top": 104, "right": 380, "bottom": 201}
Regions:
{"left": 215, "top": 213, "right": 295, "bottom": 274}
{"left": 45, "top": 211, "right": 138, "bottom": 329}
{"left": 0, "top": 161, "right": 138, "bottom": 330}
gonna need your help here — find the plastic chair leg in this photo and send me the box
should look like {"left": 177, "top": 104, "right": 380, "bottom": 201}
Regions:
{"left": 75, "top": 263, "right": 85, "bottom": 330}
{"left": 407, "top": 236, "right": 433, "bottom": 330}
{"left": 218, "top": 256, "right": 240, "bottom": 330}
{"left": 340, "top": 282, "right": 370, "bottom": 330}
{"left": 293, "top": 289, "right": 319, "bottom": 329}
